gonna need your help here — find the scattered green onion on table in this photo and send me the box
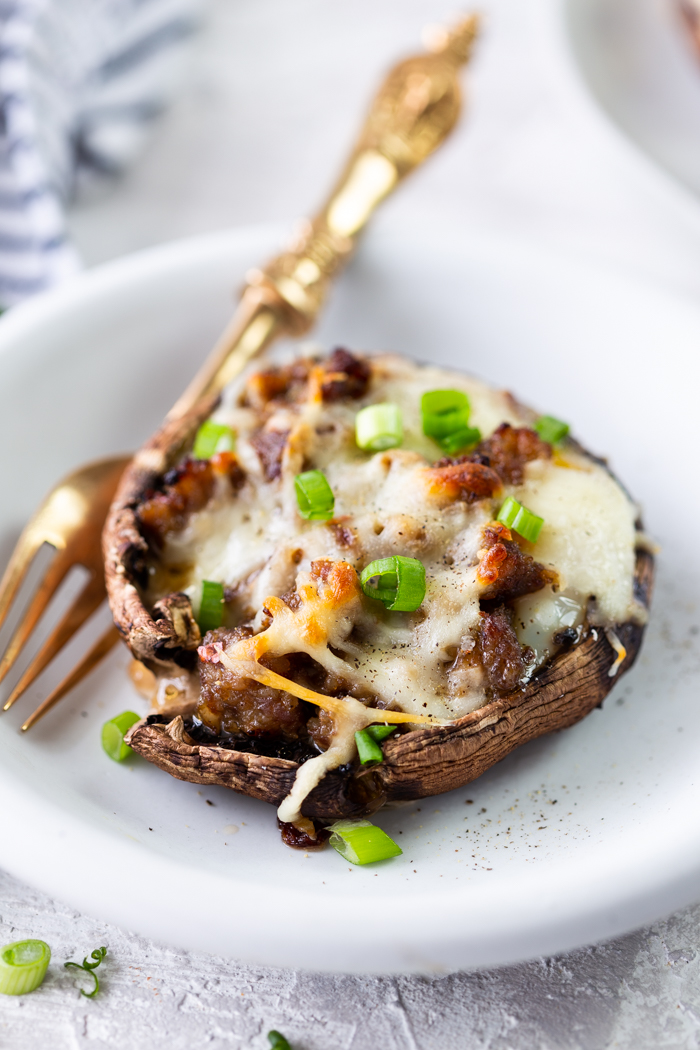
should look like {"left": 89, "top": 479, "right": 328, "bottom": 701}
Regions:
{"left": 360, "top": 555, "right": 426, "bottom": 612}
{"left": 329, "top": 819, "right": 403, "bottom": 865}
{"left": 101, "top": 711, "right": 141, "bottom": 762}
{"left": 65, "top": 946, "right": 107, "bottom": 999}
{"left": 192, "top": 420, "right": 236, "bottom": 459}
{"left": 0, "top": 940, "right": 51, "bottom": 996}
{"left": 497, "top": 496, "right": 544, "bottom": 543}
{"left": 355, "top": 402, "right": 403, "bottom": 451}
{"left": 535, "top": 414, "right": 569, "bottom": 445}
{"left": 294, "top": 469, "right": 335, "bottom": 520}
{"left": 268, "top": 1032, "right": 292, "bottom": 1050}
{"left": 198, "top": 579, "right": 225, "bottom": 633}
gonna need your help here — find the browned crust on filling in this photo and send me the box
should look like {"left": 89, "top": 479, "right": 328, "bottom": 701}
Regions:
{"left": 137, "top": 453, "right": 243, "bottom": 548}
{"left": 424, "top": 460, "right": 502, "bottom": 503}
{"left": 319, "top": 347, "right": 371, "bottom": 402}
{"left": 476, "top": 522, "right": 557, "bottom": 603}
{"left": 450, "top": 422, "right": 552, "bottom": 486}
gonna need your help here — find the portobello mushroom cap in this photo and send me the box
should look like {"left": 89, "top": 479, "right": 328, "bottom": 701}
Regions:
{"left": 103, "top": 352, "right": 654, "bottom": 822}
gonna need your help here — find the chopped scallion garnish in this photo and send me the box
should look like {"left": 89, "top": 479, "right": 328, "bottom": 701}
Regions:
{"left": 437, "top": 425, "right": 481, "bottom": 455}
{"left": 198, "top": 579, "right": 225, "bottom": 634}
{"left": 294, "top": 469, "right": 335, "bottom": 520}
{"left": 421, "top": 390, "right": 482, "bottom": 453}
{"left": 329, "top": 819, "right": 403, "bottom": 865}
{"left": 101, "top": 711, "right": 141, "bottom": 763}
{"left": 355, "top": 729, "right": 384, "bottom": 764}
{"left": 365, "top": 724, "right": 397, "bottom": 742}
{"left": 192, "top": 420, "right": 236, "bottom": 459}
{"left": 421, "top": 389, "right": 470, "bottom": 439}
{"left": 360, "top": 555, "right": 426, "bottom": 612}
{"left": 355, "top": 403, "right": 403, "bottom": 451}
{"left": 0, "top": 940, "right": 51, "bottom": 996}
{"left": 65, "top": 947, "right": 107, "bottom": 999}
{"left": 268, "top": 1032, "right": 292, "bottom": 1050}
{"left": 355, "top": 723, "right": 397, "bottom": 764}
{"left": 535, "top": 414, "right": 569, "bottom": 445}
{"left": 497, "top": 496, "right": 544, "bottom": 543}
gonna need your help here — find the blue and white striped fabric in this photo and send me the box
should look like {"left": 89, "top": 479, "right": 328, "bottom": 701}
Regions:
{"left": 0, "top": 0, "right": 203, "bottom": 307}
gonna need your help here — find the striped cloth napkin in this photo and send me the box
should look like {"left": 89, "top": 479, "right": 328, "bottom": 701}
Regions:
{"left": 0, "top": 0, "right": 203, "bottom": 307}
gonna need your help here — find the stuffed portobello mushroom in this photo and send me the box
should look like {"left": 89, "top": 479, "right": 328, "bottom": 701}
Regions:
{"left": 104, "top": 348, "right": 653, "bottom": 845}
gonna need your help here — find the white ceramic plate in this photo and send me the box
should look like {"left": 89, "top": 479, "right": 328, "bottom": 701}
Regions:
{"left": 564, "top": 0, "right": 700, "bottom": 196}
{"left": 0, "top": 224, "right": 698, "bottom": 974}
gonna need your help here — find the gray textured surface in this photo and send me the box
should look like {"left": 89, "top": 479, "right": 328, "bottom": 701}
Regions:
{"left": 2, "top": 867, "right": 700, "bottom": 1049}
{"left": 4, "top": 0, "right": 700, "bottom": 1046}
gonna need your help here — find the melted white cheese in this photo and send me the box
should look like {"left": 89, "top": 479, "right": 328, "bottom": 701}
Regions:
{"left": 515, "top": 453, "right": 638, "bottom": 624}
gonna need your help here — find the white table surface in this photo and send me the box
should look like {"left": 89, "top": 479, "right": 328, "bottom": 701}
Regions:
{"left": 5, "top": 0, "right": 700, "bottom": 1046}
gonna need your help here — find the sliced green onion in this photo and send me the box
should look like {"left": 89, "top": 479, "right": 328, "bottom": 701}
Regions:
{"left": 198, "top": 579, "right": 225, "bottom": 634}
{"left": 355, "top": 724, "right": 397, "bottom": 763}
{"left": 361, "top": 557, "right": 399, "bottom": 604}
{"left": 365, "top": 724, "right": 397, "bottom": 742}
{"left": 294, "top": 469, "right": 335, "bottom": 520}
{"left": 101, "top": 711, "right": 141, "bottom": 763}
{"left": 421, "top": 390, "right": 481, "bottom": 454}
{"left": 355, "top": 403, "right": 403, "bottom": 451}
{"left": 421, "top": 389, "right": 471, "bottom": 440}
{"left": 360, "top": 555, "right": 426, "bottom": 612}
{"left": 0, "top": 940, "right": 51, "bottom": 996}
{"left": 497, "top": 496, "right": 544, "bottom": 543}
{"left": 65, "top": 947, "right": 107, "bottom": 999}
{"left": 329, "top": 819, "right": 403, "bottom": 865}
{"left": 535, "top": 414, "right": 569, "bottom": 445}
{"left": 268, "top": 1033, "right": 291, "bottom": 1050}
{"left": 355, "top": 729, "right": 384, "bottom": 764}
{"left": 422, "top": 389, "right": 470, "bottom": 416}
{"left": 192, "top": 420, "right": 236, "bottom": 459}
{"left": 437, "top": 425, "right": 481, "bottom": 455}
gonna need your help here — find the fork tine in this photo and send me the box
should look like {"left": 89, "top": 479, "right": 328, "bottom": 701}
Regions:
{"left": 0, "top": 528, "right": 48, "bottom": 634}
{"left": 0, "top": 546, "right": 75, "bottom": 686}
{"left": 3, "top": 571, "right": 106, "bottom": 711}
{"left": 21, "top": 624, "right": 121, "bottom": 731}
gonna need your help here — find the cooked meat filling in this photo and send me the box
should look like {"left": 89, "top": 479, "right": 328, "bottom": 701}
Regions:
{"left": 138, "top": 452, "right": 244, "bottom": 548}
{"left": 476, "top": 422, "right": 552, "bottom": 485}
{"left": 477, "top": 522, "right": 557, "bottom": 603}
{"left": 320, "top": 347, "right": 372, "bottom": 402}
{"left": 477, "top": 605, "right": 529, "bottom": 696}
{"left": 249, "top": 428, "right": 290, "bottom": 481}
{"left": 424, "top": 459, "right": 502, "bottom": 503}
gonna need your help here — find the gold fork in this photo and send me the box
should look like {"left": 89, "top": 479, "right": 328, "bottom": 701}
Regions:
{"left": 0, "top": 457, "right": 128, "bottom": 729}
{"left": 0, "top": 15, "right": 479, "bottom": 731}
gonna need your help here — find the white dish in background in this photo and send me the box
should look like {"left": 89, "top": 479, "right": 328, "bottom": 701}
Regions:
{"left": 0, "top": 224, "right": 698, "bottom": 974}
{"left": 564, "top": 0, "right": 700, "bottom": 196}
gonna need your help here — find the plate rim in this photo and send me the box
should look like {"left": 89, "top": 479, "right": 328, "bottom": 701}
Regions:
{"left": 0, "top": 221, "right": 697, "bottom": 973}
{"left": 548, "top": 0, "right": 700, "bottom": 225}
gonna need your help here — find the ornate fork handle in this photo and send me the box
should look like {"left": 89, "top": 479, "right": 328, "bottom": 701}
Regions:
{"left": 168, "top": 15, "right": 479, "bottom": 420}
